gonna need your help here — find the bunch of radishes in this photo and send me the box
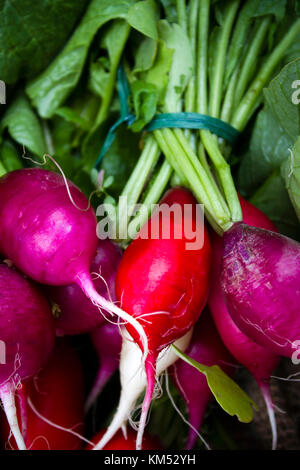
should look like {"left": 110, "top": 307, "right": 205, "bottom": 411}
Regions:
{"left": 0, "top": 165, "right": 299, "bottom": 451}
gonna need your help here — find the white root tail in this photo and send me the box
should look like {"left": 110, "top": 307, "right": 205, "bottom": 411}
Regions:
{"left": 0, "top": 382, "right": 26, "bottom": 450}
{"left": 92, "top": 328, "right": 193, "bottom": 450}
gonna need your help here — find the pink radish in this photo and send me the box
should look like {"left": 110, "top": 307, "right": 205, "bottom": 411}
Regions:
{"left": 171, "top": 311, "right": 234, "bottom": 450}
{"left": 85, "top": 323, "right": 122, "bottom": 412}
{"left": 0, "top": 169, "right": 148, "bottom": 356}
{"left": 209, "top": 196, "right": 280, "bottom": 449}
{"left": 0, "top": 263, "right": 55, "bottom": 449}
{"left": 92, "top": 327, "right": 193, "bottom": 450}
{"left": 48, "top": 239, "right": 122, "bottom": 336}
{"left": 221, "top": 222, "right": 300, "bottom": 359}
{"left": 106, "top": 187, "right": 212, "bottom": 449}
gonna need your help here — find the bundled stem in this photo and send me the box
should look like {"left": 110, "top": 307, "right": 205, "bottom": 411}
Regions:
{"left": 115, "top": 2, "right": 300, "bottom": 239}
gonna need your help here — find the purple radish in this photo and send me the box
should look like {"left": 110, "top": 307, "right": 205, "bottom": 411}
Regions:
{"left": 0, "top": 169, "right": 148, "bottom": 356}
{"left": 221, "top": 223, "right": 300, "bottom": 360}
{"left": 85, "top": 323, "right": 122, "bottom": 412}
{"left": 209, "top": 196, "right": 280, "bottom": 449}
{"left": 48, "top": 239, "right": 122, "bottom": 336}
{"left": 0, "top": 263, "right": 55, "bottom": 450}
{"left": 170, "top": 311, "right": 234, "bottom": 450}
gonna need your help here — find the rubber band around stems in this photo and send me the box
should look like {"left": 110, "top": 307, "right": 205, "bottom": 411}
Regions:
{"left": 94, "top": 65, "right": 240, "bottom": 169}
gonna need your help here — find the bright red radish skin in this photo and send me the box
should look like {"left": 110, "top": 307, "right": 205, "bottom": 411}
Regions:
{"left": 115, "top": 187, "right": 212, "bottom": 449}
{"left": 85, "top": 323, "right": 122, "bottom": 412}
{"left": 0, "top": 169, "right": 148, "bottom": 361}
{"left": 209, "top": 196, "right": 280, "bottom": 449}
{"left": 87, "top": 429, "right": 161, "bottom": 450}
{"left": 1, "top": 339, "right": 85, "bottom": 450}
{"left": 48, "top": 239, "right": 122, "bottom": 336}
{"left": 221, "top": 223, "right": 300, "bottom": 359}
{"left": 0, "top": 263, "right": 55, "bottom": 450}
{"left": 171, "top": 311, "right": 234, "bottom": 450}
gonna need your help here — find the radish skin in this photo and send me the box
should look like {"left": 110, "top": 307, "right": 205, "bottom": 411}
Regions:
{"left": 115, "top": 187, "right": 212, "bottom": 449}
{"left": 92, "top": 328, "right": 193, "bottom": 450}
{"left": 0, "top": 263, "right": 55, "bottom": 450}
{"left": 221, "top": 223, "right": 300, "bottom": 358}
{"left": 0, "top": 169, "right": 148, "bottom": 359}
{"left": 210, "top": 196, "right": 280, "bottom": 449}
{"left": 49, "top": 239, "right": 122, "bottom": 336}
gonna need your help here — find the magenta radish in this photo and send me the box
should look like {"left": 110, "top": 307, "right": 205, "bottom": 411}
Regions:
{"left": 92, "top": 327, "right": 193, "bottom": 450}
{"left": 0, "top": 168, "right": 147, "bottom": 355}
{"left": 171, "top": 311, "right": 235, "bottom": 450}
{"left": 221, "top": 223, "right": 300, "bottom": 359}
{"left": 209, "top": 196, "right": 280, "bottom": 449}
{"left": 85, "top": 323, "right": 122, "bottom": 412}
{"left": 48, "top": 239, "right": 122, "bottom": 336}
{"left": 0, "top": 263, "right": 55, "bottom": 450}
{"left": 113, "top": 187, "right": 212, "bottom": 449}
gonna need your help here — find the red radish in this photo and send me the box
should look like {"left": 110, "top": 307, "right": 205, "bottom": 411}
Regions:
{"left": 0, "top": 263, "right": 55, "bottom": 449}
{"left": 48, "top": 239, "right": 122, "bottom": 336}
{"left": 221, "top": 223, "right": 300, "bottom": 359}
{"left": 87, "top": 428, "right": 161, "bottom": 450}
{"left": 171, "top": 311, "right": 235, "bottom": 450}
{"left": 1, "top": 339, "right": 85, "bottom": 450}
{"left": 209, "top": 196, "right": 280, "bottom": 449}
{"left": 103, "top": 187, "right": 212, "bottom": 449}
{"left": 93, "top": 328, "right": 193, "bottom": 450}
{"left": 0, "top": 169, "right": 148, "bottom": 358}
{"left": 85, "top": 323, "right": 122, "bottom": 412}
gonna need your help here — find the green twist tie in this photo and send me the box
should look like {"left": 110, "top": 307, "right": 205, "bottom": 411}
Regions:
{"left": 95, "top": 66, "right": 240, "bottom": 169}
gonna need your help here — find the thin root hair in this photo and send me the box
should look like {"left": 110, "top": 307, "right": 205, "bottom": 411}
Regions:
{"left": 27, "top": 397, "right": 94, "bottom": 447}
{"left": 165, "top": 373, "right": 211, "bottom": 450}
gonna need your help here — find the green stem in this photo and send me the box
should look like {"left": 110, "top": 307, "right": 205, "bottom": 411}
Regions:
{"left": 231, "top": 19, "right": 300, "bottom": 131}
{"left": 234, "top": 17, "right": 270, "bottom": 110}
{"left": 185, "top": 0, "right": 200, "bottom": 113}
{"left": 200, "top": 129, "right": 242, "bottom": 222}
{"left": 117, "top": 135, "right": 160, "bottom": 234}
{"left": 197, "top": 0, "right": 210, "bottom": 115}
{"left": 209, "top": 0, "right": 240, "bottom": 119}
{"left": 120, "top": 135, "right": 160, "bottom": 204}
{"left": 220, "top": 67, "right": 239, "bottom": 123}
{"left": 198, "top": 142, "right": 230, "bottom": 215}
{"left": 92, "top": 23, "right": 130, "bottom": 130}
{"left": 127, "top": 160, "right": 173, "bottom": 239}
{"left": 176, "top": 0, "right": 188, "bottom": 34}
{"left": 154, "top": 128, "right": 233, "bottom": 231}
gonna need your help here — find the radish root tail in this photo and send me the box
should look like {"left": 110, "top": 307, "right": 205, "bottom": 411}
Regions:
{"left": 0, "top": 382, "right": 26, "bottom": 450}
{"left": 258, "top": 381, "right": 277, "bottom": 450}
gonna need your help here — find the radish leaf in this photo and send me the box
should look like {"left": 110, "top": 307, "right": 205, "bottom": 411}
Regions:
{"left": 173, "top": 345, "right": 257, "bottom": 423}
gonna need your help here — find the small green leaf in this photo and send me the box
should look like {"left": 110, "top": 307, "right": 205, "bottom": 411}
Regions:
{"left": 103, "top": 175, "right": 114, "bottom": 188}
{"left": 130, "top": 80, "right": 159, "bottom": 131}
{"left": 172, "top": 345, "right": 257, "bottom": 423}
{"left": 283, "top": 136, "right": 300, "bottom": 223}
{"left": 55, "top": 107, "right": 90, "bottom": 130}
{"left": 133, "top": 37, "right": 157, "bottom": 75}
{"left": 127, "top": 0, "right": 159, "bottom": 39}
{"left": 1, "top": 93, "right": 46, "bottom": 157}
{"left": 0, "top": 140, "right": 23, "bottom": 172}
